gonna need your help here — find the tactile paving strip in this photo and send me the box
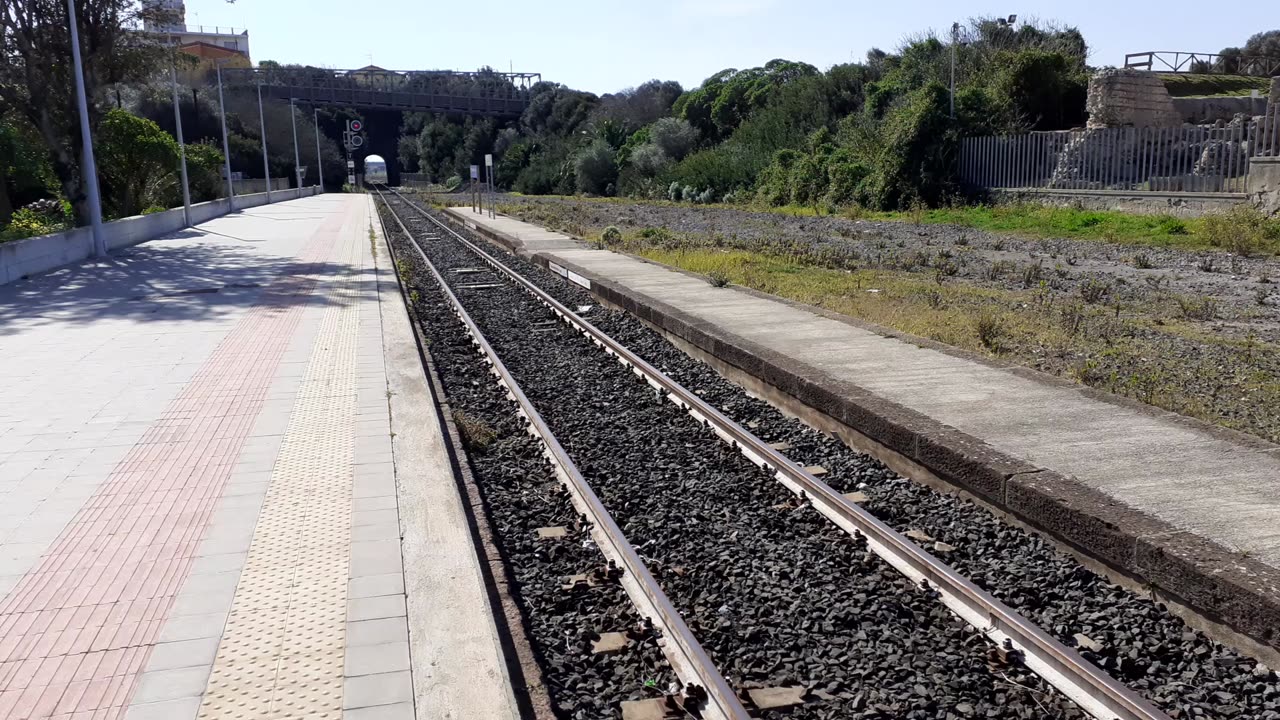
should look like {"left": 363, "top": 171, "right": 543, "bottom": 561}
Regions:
{"left": 0, "top": 223, "right": 343, "bottom": 720}
{"left": 196, "top": 231, "right": 362, "bottom": 720}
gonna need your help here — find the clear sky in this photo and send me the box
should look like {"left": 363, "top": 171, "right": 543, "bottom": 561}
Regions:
{"left": 187, "top": 0, "right": 1263, "bottom": 94}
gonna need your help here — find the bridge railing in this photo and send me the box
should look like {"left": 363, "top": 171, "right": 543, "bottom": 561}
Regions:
{"left": 1124, "top": 51, "right": 1280, "bottom": 77}
{"left": 219, "top": 67, "right": 541, "bottom": 116}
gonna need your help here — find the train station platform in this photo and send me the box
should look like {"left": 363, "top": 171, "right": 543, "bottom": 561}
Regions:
{"left": 446, "top": 205, "right": 1280, "bottom": 653}
{"left": 0, "top": 195, "right": 518, "bottom": 719}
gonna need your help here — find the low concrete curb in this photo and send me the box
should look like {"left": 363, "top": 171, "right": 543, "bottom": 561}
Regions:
{"left": 0, "top": 187, "right": 321, "bottom": 285}
{"left": 371, "top": 199, "right": 524, "bottom": 719}
{"left": 448, "top": 207, "right": 1280, "bottom": 654}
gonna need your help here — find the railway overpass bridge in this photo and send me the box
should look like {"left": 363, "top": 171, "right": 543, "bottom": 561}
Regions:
{"left": 220, "top": 66, "right": 542, "bottom": 117}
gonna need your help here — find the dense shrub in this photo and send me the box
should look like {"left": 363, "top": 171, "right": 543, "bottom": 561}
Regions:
{"left": 574, "top": 140, "right": 618, "bottom": 195}
{"left": 0, "top": 199, "right": 71, "bottom": 240}
{"left": 648, "top": 118, "right": 699, "bottom": 161}
{"left": 1202, "top": 205, "right": 1280, "bottom": 256}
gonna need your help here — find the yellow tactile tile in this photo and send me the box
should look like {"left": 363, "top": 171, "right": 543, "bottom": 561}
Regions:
{"left": 197, "top": 231, "right": 362, "bottom": 720}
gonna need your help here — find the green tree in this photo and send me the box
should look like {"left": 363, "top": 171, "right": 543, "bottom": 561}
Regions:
{"left": 96, "top": 109, "right": 180, "bottom": 218}
{"left": 184, "top": 142, "right": 225, "bottom": 203}
{"left": 0, "top": 0, "right": 175, "bottom": 225}
{"left": 0, "top": 113, "right": 55, "bottom": 223}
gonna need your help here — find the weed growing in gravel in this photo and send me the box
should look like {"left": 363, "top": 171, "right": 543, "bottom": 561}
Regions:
{"left": 1021, "top": 262, "right": 1044, "bottom": 288}
{"left": 1202, "top": 205, "right": 1280, "bottom": 257}
{"left": 975, "top": 311, "right": 1006, "bottom": 351}
{"left": 1177, "top": 295, "right": 1219, "bottom": 321}
{"left": 1197, "top": 256, "right": 1217, "bottom": 273}
{"left": 1079, "top": 279, "right": 1110, "bottom": 304}
{"left": 1132, "top": 252, "right": 1154, "bottom": 269}
{"left": 1060, "top": 302, "right": 1085, "bottom": 337}
{"left": 452, "top": 410, "right": 497, "bottom": 450}
{"left": 706, "top": 269, "right": 731, "bottom": 287}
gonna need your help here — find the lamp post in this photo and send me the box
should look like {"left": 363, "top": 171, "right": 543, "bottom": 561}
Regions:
{"left": 66, "top": 0, "right": 105, "bottom": 256}
{"left": 215, "top": 59, "right": 235, "bottom": 210}
{"left": 290, "top": 98, "right": 303, "bottom": 190}
{"left": 257, "top": 81, "right": 271, "bottom": 201}
{"left": 314, "top": 108, "right": 324, "bottom": 192}
{"left": 171, "top": 65, "right": 192, "bottom": 226}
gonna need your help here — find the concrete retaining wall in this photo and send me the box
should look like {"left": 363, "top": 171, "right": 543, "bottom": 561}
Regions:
{"left": 231, "top": 177, "right": 291, "bottom": 195}
{"left": 1172, "top": 95, "right": 1267, "bottom": 124}
{"left": 0, "top": 187, "right": 320, "bottom": 286}
{"left": 992, "top": 187, "right": 1244, "bottom": 216}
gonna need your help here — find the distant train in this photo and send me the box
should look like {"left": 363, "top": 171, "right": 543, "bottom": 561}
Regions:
{"left": 364, "top": 159, "right": 388, "bottom": 185}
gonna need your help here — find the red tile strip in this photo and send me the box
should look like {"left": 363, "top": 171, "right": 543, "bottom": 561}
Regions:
{"left": 0, "top": 218, "right": 342, "bottom": 719}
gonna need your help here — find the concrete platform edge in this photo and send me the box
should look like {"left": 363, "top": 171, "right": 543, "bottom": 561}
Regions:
{"left": 371, "top": 198, "right": 523, "bottom": 719}
{"left": 445, "top": 206, "right": 1280, "bottom": 653}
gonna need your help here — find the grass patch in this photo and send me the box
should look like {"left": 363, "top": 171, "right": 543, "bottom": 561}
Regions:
{"left": 625, "top": 244, "right": 1280, "bottom": 443}
{"left": 1158, "top": 73, "right": 1271, "bottom": 98}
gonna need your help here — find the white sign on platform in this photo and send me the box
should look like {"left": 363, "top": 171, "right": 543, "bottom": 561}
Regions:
{"left": 548, "top": 262, "right": 568, "bottom": 278}
{"left": 567, "top": 271, "right": 591, "bottom": 290}
{"left": 484, "top": 154, "right": 493, "bottom": 168}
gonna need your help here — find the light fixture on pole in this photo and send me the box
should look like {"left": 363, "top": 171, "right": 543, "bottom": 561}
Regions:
{"left": 290, "top": 98, "right": 302, "bottom": 190}
{"left": 171, "top": 65, "right": 192, "bottom": 226}
{"left": 257, "top": 81, "right": 271, "bottom": 201}
{"left": 314, "top": 108, "right": 324, "bottom": 192}
{"left": 66, "top": 0, "right": 105, "bottom": 256}
{"left": 215, "top": 59, "right": 235, "bottom": 210}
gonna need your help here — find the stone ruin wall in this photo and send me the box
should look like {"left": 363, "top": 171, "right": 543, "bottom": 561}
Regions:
{"left": 1086, "top": 68, "right": 1182, "bottom": 129}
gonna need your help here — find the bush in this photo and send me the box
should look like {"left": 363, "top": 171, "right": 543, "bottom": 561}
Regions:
{"left": 444, "top": 175, "right": 463, "bottom": 191}
{"left": 141, "top": 205, "right": 167, "bottom": 215}
{"left": 1201, "top": 205, "right": 1280, "bottom": 257}
{"left": 648, "top": 117, "right": 699, "bottom": 161}
{"left": 628, "top": 143, "right": 670, "bottom": 178}
{"left": 600, "top": 226, "right": 622, "bottom": 245}
{"left": 706, "top": 269, "right": 731, "bottom": 287}
{"left": 2, "top": 201, "right": 71, "bottom": 240}
{"left": 975, "top": 311, "right": 1007, "bottom": 351}
{"left": 574, "top": 140, "right": 618, "bottom": 195}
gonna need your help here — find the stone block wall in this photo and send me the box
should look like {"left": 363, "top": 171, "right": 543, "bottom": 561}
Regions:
{"left": 1086, "top": 68, "right": 1182, "bottom": 129}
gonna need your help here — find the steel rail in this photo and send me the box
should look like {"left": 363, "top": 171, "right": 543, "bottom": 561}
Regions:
{"left": 374, "top": 190, "right": 750, "bottom": 720}
{"left": 388, "top": 188, "right": 1173, "bottom": 720}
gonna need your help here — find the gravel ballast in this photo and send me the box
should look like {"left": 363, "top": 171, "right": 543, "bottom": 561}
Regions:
{"left": 400, "top": 195, "right": 1280, "bottom": 720}
{"left": 383, "top": 210, "right": 678, "bottom": 719}
{"left": 382, "top": 195, "right": 1076, "bottom": 719}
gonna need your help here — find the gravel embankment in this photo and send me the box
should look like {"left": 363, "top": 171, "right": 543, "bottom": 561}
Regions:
{"left": 384, "top": 197, "right": 1075, "bottom": 719}
{"left": 410, "top": 198, "right": 1280, "bottom": 720}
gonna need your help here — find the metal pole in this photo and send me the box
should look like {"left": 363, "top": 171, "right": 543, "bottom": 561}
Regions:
{"left": 170, "top": 66, "right": 192, "bottom": 226}
{"left": 314, "top": 108, "right": 324, "bottom": 192}
{"left": 949, "top": 23, "right": 957, "bottom": 119}
{"left": 290, "top": 98, "right": 302, "bottom": 191}
{"left": 67, "top": 0, "right": 105, "bottom": 256}
{"left": 257, "top": 82, "right": 272, "bottom": 201}
{"left": 215, "top": 62, "right": 235, "bottom": 210}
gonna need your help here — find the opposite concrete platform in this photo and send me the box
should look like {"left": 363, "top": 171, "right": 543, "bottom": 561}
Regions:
{"left": 0, "top": 195, "right": 517, "bottom": 719}
{"left": 447, "top": 205, "right": 1280, "bottom": 650}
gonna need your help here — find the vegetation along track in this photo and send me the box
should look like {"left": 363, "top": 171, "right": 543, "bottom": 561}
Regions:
{"left": 376, "top": 189, "right": 1277, "bottom": 720}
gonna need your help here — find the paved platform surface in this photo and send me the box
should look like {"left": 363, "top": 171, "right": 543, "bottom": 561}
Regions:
{"left": 0, "top": 195, "right": 516, "bottom": 719}
{"left": 450, "top": 207, "right": 1280, "bottom": 570}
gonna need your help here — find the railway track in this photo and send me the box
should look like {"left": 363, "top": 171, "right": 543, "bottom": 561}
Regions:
{"left": 372, "top": 186, "right": 1202, "bottom": 720}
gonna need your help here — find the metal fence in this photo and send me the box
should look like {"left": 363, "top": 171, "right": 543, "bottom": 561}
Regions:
{"left": 1123, "top": 50, "right": 1280, "bottom": 77}
{"left": 959, "top": 108, "right": 1279, "bottom": 194}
